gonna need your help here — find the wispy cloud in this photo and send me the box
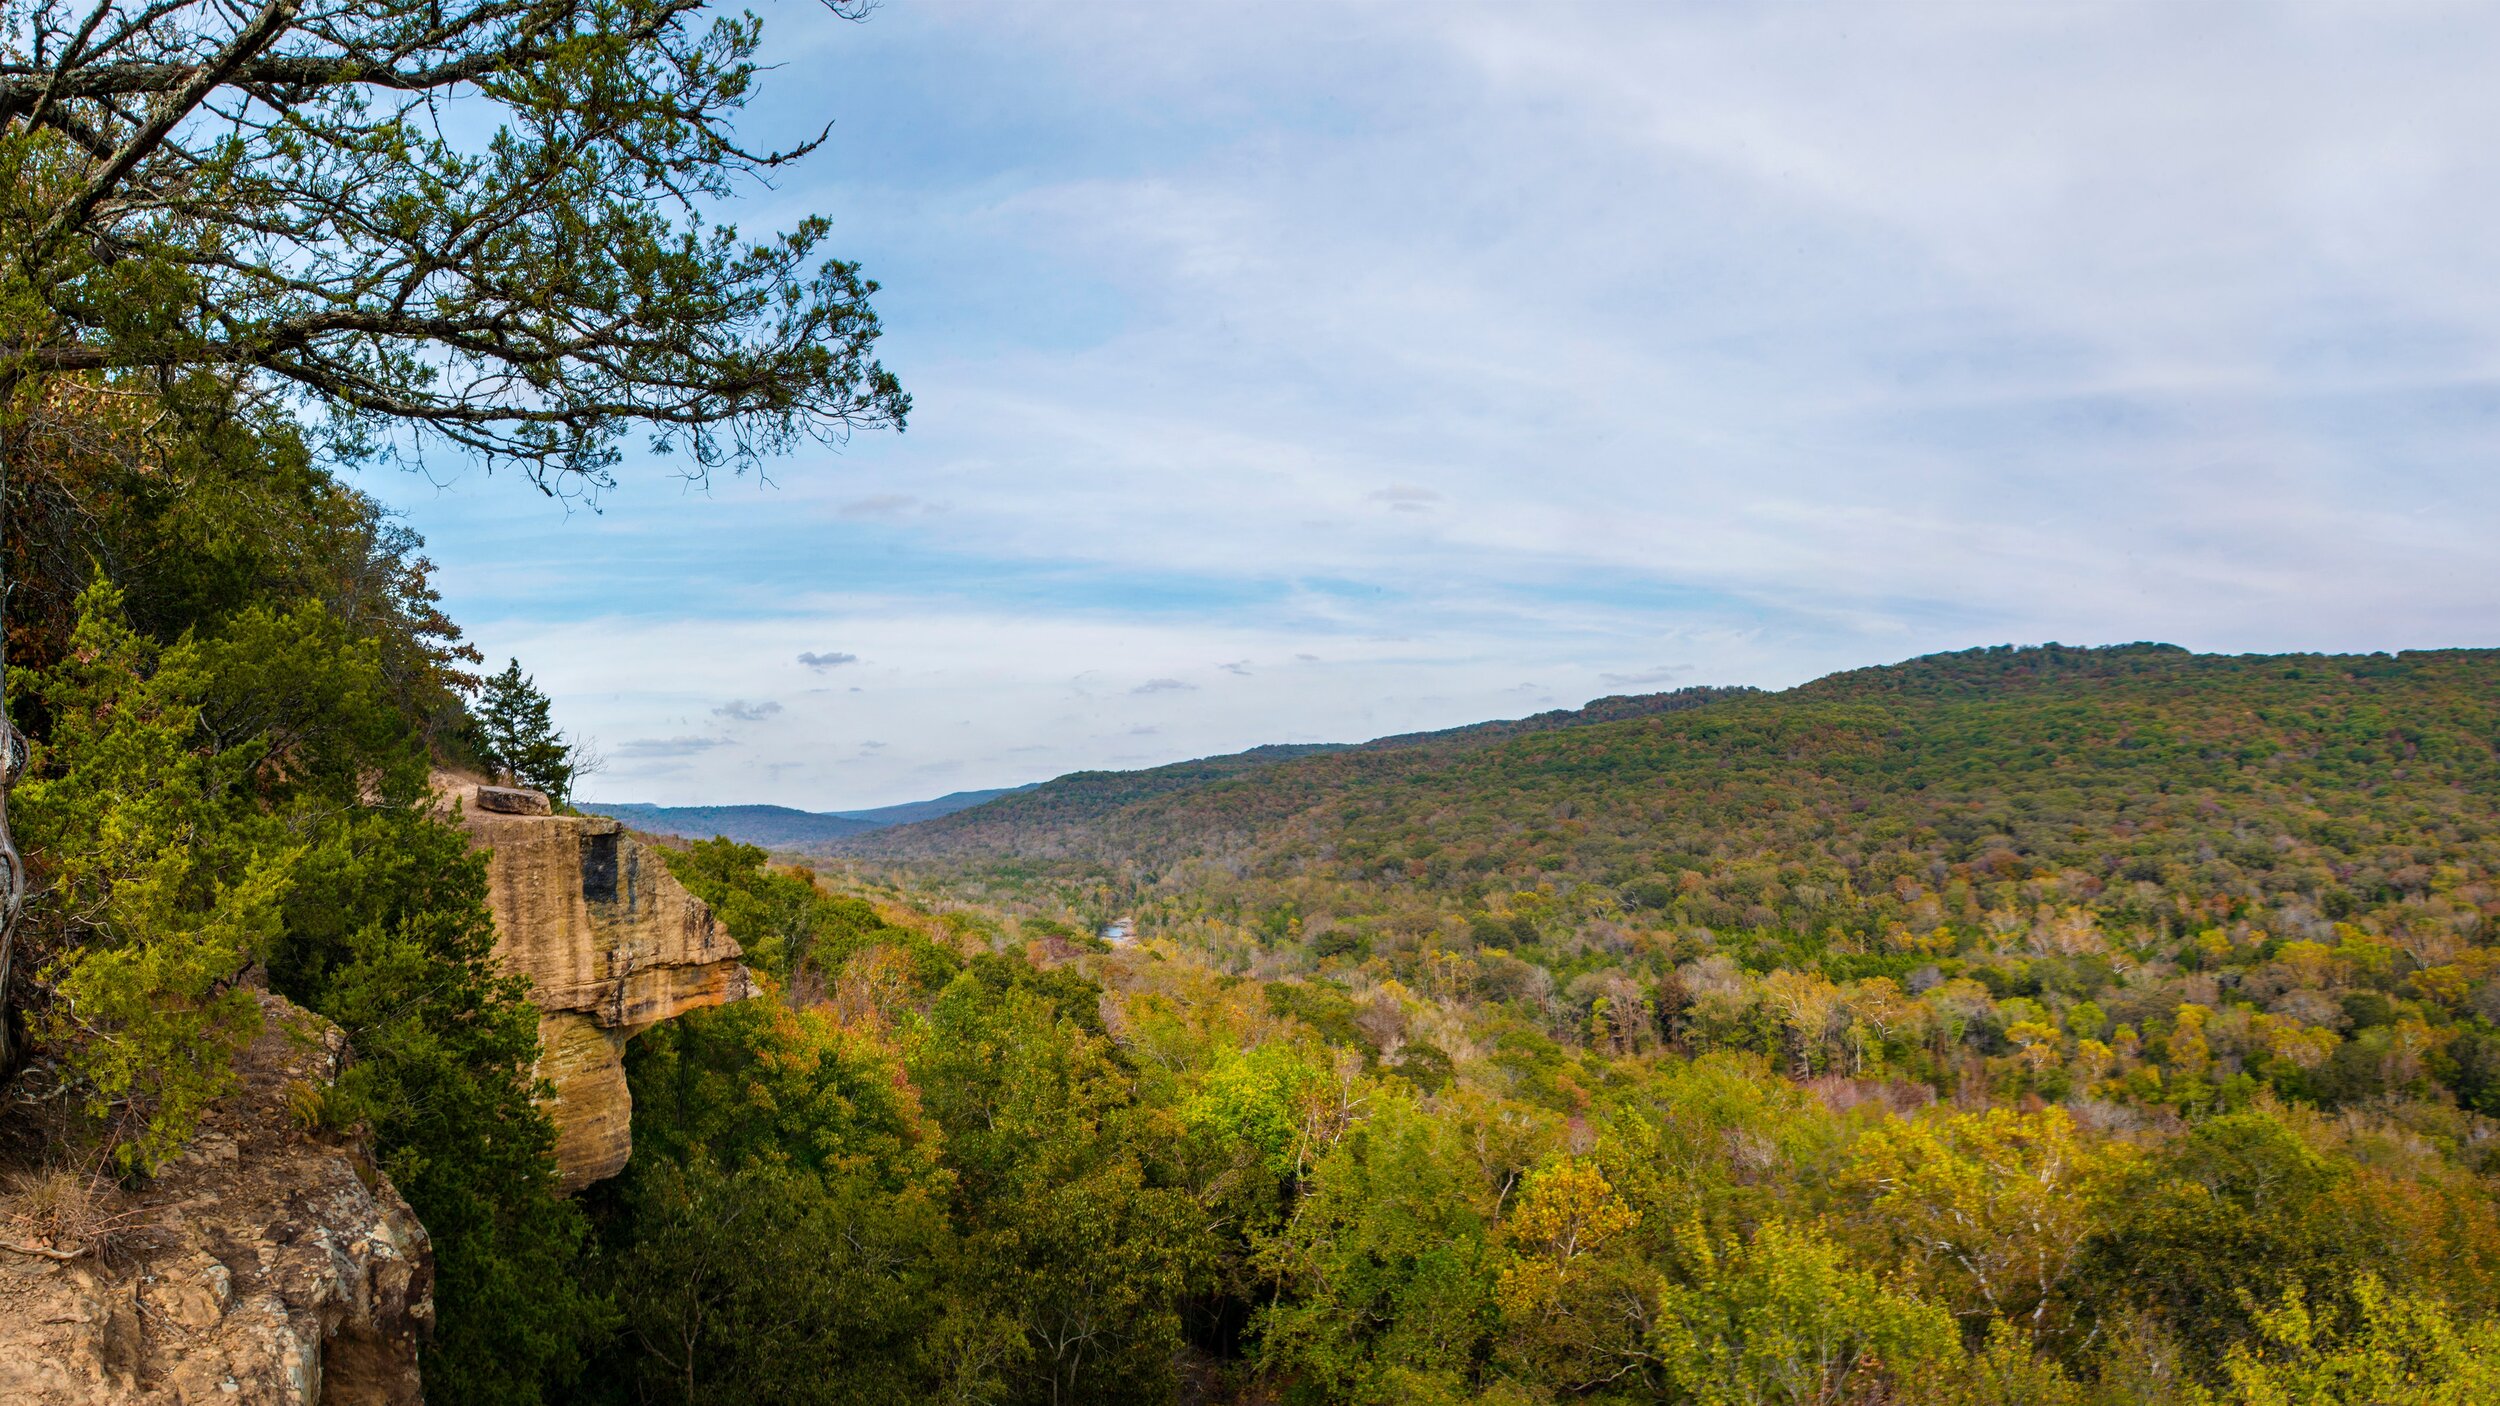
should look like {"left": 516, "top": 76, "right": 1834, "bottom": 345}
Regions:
{"left": 616, "top": 736, "right": 734, "bottom": 759}
{"left": 797, "top": 651, "right": 859, "bottom": 670}
{"left": 712, "top": 699, "right": 785, "bottom": 722}
{"left": 1599, "top": 665, "right": 1690, "bottom": 688}
{"left": 1368, "top": 484, "right": 1441, "bottom": 513}
{"left": 1133, "top": 677, "right": 1195, "bottom": 694}
{"left": 837, "top": 494, "right": 925, "bottom": 519}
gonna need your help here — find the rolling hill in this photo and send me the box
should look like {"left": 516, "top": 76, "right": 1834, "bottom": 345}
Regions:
{"left": 808, "top": 684, "right": 1755, "bottom": 861}
{"left": 827, "top": 643, "right": 2500, "bottom": 964}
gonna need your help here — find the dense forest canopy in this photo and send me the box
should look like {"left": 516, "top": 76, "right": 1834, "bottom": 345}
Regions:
{"left": 631, "top": 639, "right": 2500, "bottom": 1404}
{"left": 839, "top": 648, "right": 2500, "bottom": 1087}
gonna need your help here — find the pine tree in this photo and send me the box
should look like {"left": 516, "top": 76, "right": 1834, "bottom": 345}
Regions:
{"left": 472, "top": 660, "right": 577, "bottom": 804}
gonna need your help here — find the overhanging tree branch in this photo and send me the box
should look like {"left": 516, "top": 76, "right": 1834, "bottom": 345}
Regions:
{"left": 30, "top": 0, "right": 299, "bottom": 253}
{"left": 6, "top": 0, "right": 906, "bottom": 494}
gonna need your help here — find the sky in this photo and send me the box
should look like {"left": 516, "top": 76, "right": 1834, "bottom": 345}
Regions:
{"left": 361, "top": 1, "right": 2500, "bottom": 809}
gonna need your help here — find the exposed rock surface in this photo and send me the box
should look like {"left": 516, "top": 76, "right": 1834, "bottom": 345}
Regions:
{"left": 0, "top": 993, "right": 432, "bottom": 1405}
{"left": 438, "top": 773, "right": 754, "bottom": 1190}
{"left": 471, "top": 784, "right": 552, "bottom": 816}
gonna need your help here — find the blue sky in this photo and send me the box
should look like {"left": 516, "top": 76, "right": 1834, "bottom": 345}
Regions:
{"left": 362, "top": 1, "right": 2500, "bottom": 808}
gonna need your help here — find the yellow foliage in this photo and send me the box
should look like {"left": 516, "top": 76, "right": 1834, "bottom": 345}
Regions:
{"left": 2409, "top": 963, "right": 2471, "bottom": 1008}
{"left": 1504, "top": 1158, "right": 1639, "bottom": 1268}
{"left": 1494, "top": 1158, "right": 1639, "bottom": 1323}
{"left": 2221, "top": 1274, "right": 2500, "bottom": 1405}
{"left": 1843, "top": 1107, "right": 2136, "bottom": 1337}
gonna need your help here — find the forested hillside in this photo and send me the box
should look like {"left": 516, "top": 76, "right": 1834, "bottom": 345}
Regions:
{"left": 629, "top": 639, "right": 2500, "bottom": 1404}
{"left": 589, "top": 802, "right": 886, "bottom": 848}
{"left": 593, "top": 817, "right": 2500, "bottom": 1405}
{"left": 838, "top": 642, "right": 2500, "bottom": 1105}
{"left": 845, "top": 646, "right": 2499, "bottom": 962}
{"left": 828, "top": 684, "right": 1754, "bottom": 861}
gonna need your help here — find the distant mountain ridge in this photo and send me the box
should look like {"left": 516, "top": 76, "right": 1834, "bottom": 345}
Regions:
{"left": 809, "top": 684, "right": 1757, "bottom": 861}
{"left": 812, "top": 644, "right": 2500, "bottom": 882}
{"left": 582, "top": 785, "right": 1036, "bottom": 848}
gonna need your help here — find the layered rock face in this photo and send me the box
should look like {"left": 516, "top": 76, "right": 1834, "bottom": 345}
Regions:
{"left": 441, "top": 775, "right": 753, "bottom": 1190}
{"left": 0, "top": 993, "right": 432, "bottom": 1405}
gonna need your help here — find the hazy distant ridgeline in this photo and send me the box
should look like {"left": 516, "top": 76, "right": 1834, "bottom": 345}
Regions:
{"left": 820, "top": 685, "right": 1757, "bottom": 862}
{"left": 585, "top": 786, "right": 1035, "bottom": 849}
{"left": 829, "top": 644, "right": 2500, "bottom": 944}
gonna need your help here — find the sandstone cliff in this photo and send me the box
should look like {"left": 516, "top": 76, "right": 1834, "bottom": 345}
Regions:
{"left": 440, "top": 775, "right": 754, "bottom": 1190}
{"left": 0, "top": 993, "right": 432, "bottom": 1405}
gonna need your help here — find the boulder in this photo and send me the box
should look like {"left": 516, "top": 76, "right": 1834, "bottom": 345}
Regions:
{"left": 471, "top": 784, "right": 553, "bottom": 816}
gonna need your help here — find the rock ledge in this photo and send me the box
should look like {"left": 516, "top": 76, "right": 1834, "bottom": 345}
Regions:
{"left": 438, "top": 774, "right": 754, "bottom": 1191}
{"left": 0, "top": 992, "right": 432, "bottom": 1405}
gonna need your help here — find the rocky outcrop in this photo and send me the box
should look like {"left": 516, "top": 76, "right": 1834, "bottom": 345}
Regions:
{"left": 0, "top": 993, "right": 432, "bottom": 1405}
{"left": 439, "top": 774, "right": 753, "bottom": 1191}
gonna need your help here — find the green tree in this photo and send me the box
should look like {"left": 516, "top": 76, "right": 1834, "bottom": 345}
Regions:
{"left": 2219, "top": 1274, "right": 2500, "bottom": 1406}
{"left": 662, "top": 836, "right": 956, "bottom": 992}
{"left": 601, "top": 1000, "right": 978, "bottom": 1406}
{"left": 1253, "top": 1092, "right": 1500, "bottom": 1405}
{"left": 911, "top": 966, "right": 1211, "bottom": 1406}
{"left": 15, "top": 573, "right": 602, "bottom": 1400}
{"left": 602, "top": 1154, "right": 964, "bottom": 1406}
{"left": 1650, "top": 1218, "right": 1961, "bottom": 1406}
{"left": 1180, "top": 1042, "right": 1330, "bottom": 1185}
{"left": 12, "top": 584, "right": 294, "bottom": 1170}
{"left": 1, "top": 0, "right": 907, "bottom": 482}
{"left": 471, "top": 658, "right": 580, "bottom": 802}
{"left": 2081, "top": 1110, "right": 2359, "bottom": 1369}
{"left": 275, "top": 803, "right": 609, "bottom": 1405}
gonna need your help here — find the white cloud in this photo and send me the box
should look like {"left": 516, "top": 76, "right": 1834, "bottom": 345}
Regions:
{"left": 1368, "top": 484, "right": 1441, "bottom": 513}
{"left": 494, "top": 604, "right": 1801, "bottom": 807}
{"left": 616, "top": 736, "right": 734, "bottom": 759}
{"left": 837, "top": 494, "right": 924, "bottom": 518}
{"left": 1599, "top": 666, "right": 1690, "bottom": 688}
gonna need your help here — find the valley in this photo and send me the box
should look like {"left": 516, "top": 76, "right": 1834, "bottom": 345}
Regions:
{"left": 572, "top": 641, "right": 2500, "bottom": 1402}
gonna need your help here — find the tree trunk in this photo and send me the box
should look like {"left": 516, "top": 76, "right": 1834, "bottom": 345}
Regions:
{"left": 0, "top": 426, "right": 22, "bottom": 1072}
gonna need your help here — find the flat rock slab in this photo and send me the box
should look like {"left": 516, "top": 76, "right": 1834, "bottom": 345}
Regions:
{"left": 473, "top": 785, "right": 553, "bottom": 815}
